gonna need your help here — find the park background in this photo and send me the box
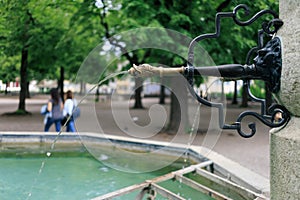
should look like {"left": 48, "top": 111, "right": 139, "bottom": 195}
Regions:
{"left": 0, "top": 0, "right": 280, "bottom": 184}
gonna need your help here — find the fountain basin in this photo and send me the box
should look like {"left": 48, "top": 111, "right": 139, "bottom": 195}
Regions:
{"left": 0, "top": 132, "right": 269, "bottom": 199}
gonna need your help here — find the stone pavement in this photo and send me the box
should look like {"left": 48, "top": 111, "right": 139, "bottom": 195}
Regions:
{"left": 0, "top": 94, "right": 271, "bottom": 179}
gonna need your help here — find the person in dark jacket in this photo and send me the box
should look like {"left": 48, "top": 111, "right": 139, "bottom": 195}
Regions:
{"left": 44, "top": 88, "right": 64, "bottom": 132}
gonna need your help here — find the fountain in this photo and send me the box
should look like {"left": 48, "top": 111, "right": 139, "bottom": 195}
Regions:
{"left": 0, "top": 4, "right": 293, "bottom": 200}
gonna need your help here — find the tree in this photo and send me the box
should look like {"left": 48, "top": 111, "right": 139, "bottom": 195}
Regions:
{"left": 0, "top": 0, "right": 103, "bottom": 113}
{"left": 0, "top": 1, "right": 35, "bottom": 113}
{"left": 0, "top": 0, "right": 79, "bottom": 113}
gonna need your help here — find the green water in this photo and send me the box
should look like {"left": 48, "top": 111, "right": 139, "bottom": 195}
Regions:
{"left": 0, "top": 152, "right": 213, "bottom": 200}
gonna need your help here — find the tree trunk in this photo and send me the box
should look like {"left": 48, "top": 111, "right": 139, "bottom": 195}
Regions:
{"left": 265, "top": 82, "right": 272, "bottom": 114}
{"left": 17, "top": 10, "right": 34, "bottom": 113}
{"left": 18, "top": 48, "right": 28, "bottom": 112}
{"left": 159, "top": 77, "right": 165, "bottom": 105}
{"left": 95, "top": 85, "right": 100, "bottom": 102}
{"left": 232, "top": 80, "right": 238, "bottom": 104}
{"left": 221, "top": 80, "right": 225, "bottom": 102}
{"left": 80, "top": 81, "right": 86, "bottom": 95}
{"left": 241, "top": 81, "right": 248, "bottom": 107}
{"left": 159, "top": 85, "right": 166, "bottom": 104}
{"left": 5, "top": 82, "right": 8, "bottom": 95}
{"left": 167, "top": 76, "right": 188, "bottom": 134}
{"left": 133, "top": 77, "right": 144, "bottom": 109}
{"left": 60, "top": 67, "right": 64, "bottom": 103}
{"left": 26, "top": 81, "right": 30, "bottom": 98}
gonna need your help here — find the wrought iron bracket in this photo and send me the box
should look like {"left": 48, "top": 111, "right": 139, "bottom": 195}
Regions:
{"left": 185, "top": 4, "right": 290, "bottom": 138}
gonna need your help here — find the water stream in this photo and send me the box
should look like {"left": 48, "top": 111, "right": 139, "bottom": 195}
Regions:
{"left": 26, "top": 70, "right": 128, "bottom": 199}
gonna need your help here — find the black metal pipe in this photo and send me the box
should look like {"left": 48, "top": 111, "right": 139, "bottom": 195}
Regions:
{"left": 189, "top": 64, "right": 257, "bottom": 79}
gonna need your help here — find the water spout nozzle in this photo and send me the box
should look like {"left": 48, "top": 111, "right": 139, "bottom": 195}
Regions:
{"left": 128, "top": 64, "right": 185, "bottom": 78}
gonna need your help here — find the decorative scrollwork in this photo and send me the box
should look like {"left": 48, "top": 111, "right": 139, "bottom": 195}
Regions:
{"left": 236, "top": 104, "right": 290, "bottom": 138}
{"left": 232, "top": 4, "right": 283, "bottom": 35}
{"left": 268, "top": 104, "right": 291, "bottom": 125}
{"left": 263, "top": 18, "right": 284, "bottom": 34}
{"left": 185, "top": 4, "right": 289, "bottom": 138}
{"left": 233, "top": 4, "right": 278, "bottom": 25}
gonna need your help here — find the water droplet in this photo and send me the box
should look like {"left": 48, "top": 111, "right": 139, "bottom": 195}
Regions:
{"left": 99, "top": 167, "right": 109, "bottom": 172}
{"left": 46, "top": 152, "right": 51, "bottom": 157}
{"left": 99, "top": 154, "right": 108, "bottom": 161}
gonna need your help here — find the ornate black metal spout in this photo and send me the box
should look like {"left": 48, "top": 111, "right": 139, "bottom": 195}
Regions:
{"left": 128, "top": 4, "right": 290, "bottom": 138}
{"left": 185, "top": 5, "right": 289, "bottom": 138}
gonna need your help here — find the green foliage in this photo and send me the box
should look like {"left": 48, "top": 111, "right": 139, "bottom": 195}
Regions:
{"left": 238, "top": 80, "right": 266, "bottom": 100}
{"left": 0, "top": 0, "right": 102, "bottom": 83}
{"left": 0, "top": 0, "right": 279, "bottom": 86}
{"left": 0, "top": 55, "right": 20, "bottom": 83}
{"left": 250, "top": 80, "right": 265, "bottom": 99}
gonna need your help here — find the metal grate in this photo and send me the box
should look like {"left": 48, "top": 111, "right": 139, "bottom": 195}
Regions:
{"left": 92, "top": 160, "right": 265, "bottom": 200}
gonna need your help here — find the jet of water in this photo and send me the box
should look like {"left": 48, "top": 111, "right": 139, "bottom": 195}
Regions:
{"left": 26, "top": 70, "right": 128, "bottom": 199}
